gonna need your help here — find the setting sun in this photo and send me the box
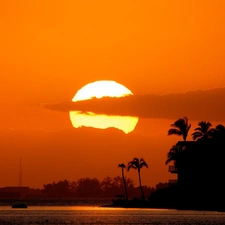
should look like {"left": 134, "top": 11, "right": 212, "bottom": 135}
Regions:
{"left": 72, "top": 80, "right": 133, "bottom": 101}
{"left": 69, "top": 80, "right": 139, "bottom": 133}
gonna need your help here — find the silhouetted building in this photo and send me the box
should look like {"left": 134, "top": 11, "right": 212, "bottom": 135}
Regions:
{"left": 168, "top": 140, "right": 225, "bottom": 210}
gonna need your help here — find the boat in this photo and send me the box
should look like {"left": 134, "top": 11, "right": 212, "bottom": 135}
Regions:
{"left": 12, "top": 202, "right": 28, "bottom": 208}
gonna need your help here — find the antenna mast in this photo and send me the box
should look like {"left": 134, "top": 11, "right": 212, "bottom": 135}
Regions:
{"left": 19, "top": 157, "right": 22, "bottom": 187}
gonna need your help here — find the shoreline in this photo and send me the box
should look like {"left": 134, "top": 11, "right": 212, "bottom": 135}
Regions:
{"left": 100, "top": 203, "right": 225, "bottom": 212}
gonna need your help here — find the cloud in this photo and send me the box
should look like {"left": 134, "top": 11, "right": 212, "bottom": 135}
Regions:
{"left": 44, "top": 87, "right": 225, "bottom": 122}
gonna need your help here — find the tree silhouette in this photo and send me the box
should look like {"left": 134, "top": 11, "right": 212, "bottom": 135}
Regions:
{"left": 76, "top": 177, "right": 101, "bottom": 197}
{"left": 43, "top": 180, "right": 72, "bottom": 197}
{"left": 216, "top": 124, "right": 225, "bottom": 133}
{"left": 118, "top": 163, "right": 128, "bottom": 200}
{"left": 165, "top": 144, "right": 185, "bottom": 172}
{"left": 165, "top": 144, "right": 186, "bottom": 187}
{"left": 127, "top": 158, "right": 148, "bottom": 199}
{"left": 192, "top": 121, "right": 215, "bottom": 141}
{"left": 214, "top": 124, "right": 225, "bottom": 140}
{"left": 168, "top": 117, "right": 191, "bottom": 141}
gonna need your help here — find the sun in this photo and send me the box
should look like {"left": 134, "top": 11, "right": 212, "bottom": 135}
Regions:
{"left": 69, "top": 80, "right": 138, "bottom": 133}
{"left": 72, "top": 80, "right": 133, "bottom": 101}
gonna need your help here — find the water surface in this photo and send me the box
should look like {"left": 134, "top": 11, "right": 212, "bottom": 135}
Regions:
{"left": 1, "top": 206, "right": 225, "bottom": 225}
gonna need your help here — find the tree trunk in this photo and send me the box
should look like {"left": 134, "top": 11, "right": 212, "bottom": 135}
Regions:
{"left": 138, "top": 169, "right": 145, "bottom": 198}
{"left": 122, "top": 168, "right": 128, "bottom": 200}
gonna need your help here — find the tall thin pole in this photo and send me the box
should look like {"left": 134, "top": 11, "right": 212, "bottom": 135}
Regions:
{"left": 19, "top": 157, "right": 22, "bottom": 187}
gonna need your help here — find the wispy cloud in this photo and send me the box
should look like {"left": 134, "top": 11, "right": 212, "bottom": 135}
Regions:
{"left": 44, "top": 87, "right": 225, "bottom": 121}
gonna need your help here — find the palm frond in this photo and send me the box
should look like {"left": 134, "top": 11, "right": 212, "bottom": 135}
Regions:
{"left": 192, "top": 131, "right": 203, "bottom": 140}
{"left": 172, "top": 118, "right": 185, "bottom": 128}
{"left": 208, "top": 128, "right": 216, "bottom": 135}
{"left": 165, "top": 144, "right": 184, "bottom": 165}
{"left": 194, "top": 127, "right": 204, "bottom": 132}
{"left": 198, "top": 121, "right": 212, "bottom": 132}
{"left": 187, "top": 124, "right": 191, "bottom": 132}
{"left": 127, "top": 160, "right": 138, "bottom": 171}
{"left": 118, "top": 163, "right": 126, "bottom": 168}
{"left": 127, "top": 164, "right": 137, "bottom": 171}
{"left": 165, "top": 158, "right": 170, "bottom": 165}
{"left": 192, "top": 121, "right": 215, "bottom": 140}
{"left": 127, "top": 157, "right": 149, "bottom": 171}
{"left": 133, "top": 157, "right": 139, "bottom": 162}
{"left": 169, "top": 117, "right": 191, "bottom": 140}
{"left": 140, "top": 158, "right": 148, "bottom": 168}
{"left": 141, "top": 161, "right": 148, "bottom": 168}
{"left": 168, "top": 129, "right": 182, "bottom": 136}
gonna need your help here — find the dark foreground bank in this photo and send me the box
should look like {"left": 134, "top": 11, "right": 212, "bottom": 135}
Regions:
{"left": 101, "top": 198, "right": 225, "bottom": 212}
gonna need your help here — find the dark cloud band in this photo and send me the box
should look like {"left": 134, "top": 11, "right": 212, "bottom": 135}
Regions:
{"left": 44, "top": 87, "right": 225, "bottom": 121}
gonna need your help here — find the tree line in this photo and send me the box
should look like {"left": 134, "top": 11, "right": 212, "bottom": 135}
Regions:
{"left": 40, "top": 176, "right": 167, "bottom": 198}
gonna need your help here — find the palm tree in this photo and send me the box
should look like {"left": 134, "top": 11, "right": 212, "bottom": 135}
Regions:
{"left": 215, "top": 124, "right": 225, "bottom": 140}
{"left": 216, "top": 124, "right": 225, "bottom": 132}
{"left": 165, "top": 144, "right": 185, "bottom": 186}
{"left": 118, "top": 163, "right": 128, "bottom": 201}
{"left": 168, "top": 117, "right": 191, "bottom": 141}
{"left": 192, "top": 121, "right": 215, "bottom": 141}
{"left": 165, "top": 144, "right": 185, "bottom": 170}
{"left": 127, "top": 158, "right": 148, "bottom": 199}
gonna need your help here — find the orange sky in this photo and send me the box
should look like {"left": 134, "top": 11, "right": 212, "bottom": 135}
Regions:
{"left": 0, "top": 0, "right": 225, "bottom": 188}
